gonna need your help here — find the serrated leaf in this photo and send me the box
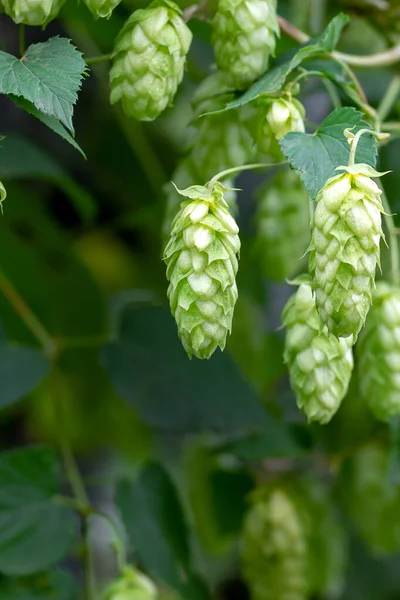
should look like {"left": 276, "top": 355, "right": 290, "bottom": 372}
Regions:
{"left": 0, "top": 38, "right": 87, "bottom": 133}
{"left": 280, "top": 107, "right": 377, "bottom": 199}
{"left": 0, "top": 570, "right": 78, "bottom": 600}
{"left": 0, "top": 446, "right": 79, "bottom": 576}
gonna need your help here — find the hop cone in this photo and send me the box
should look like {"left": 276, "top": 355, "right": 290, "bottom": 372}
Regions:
{"left": 309, "top": 164, "right": 385, "bottom": 338}
{"left": 357, "top": 282, "right": 400, "bottom": 420}
{"left": 4, "top": 0, "right": 65, "bottom": 25}
{"left": 164, "top": 181, "right": 240, "bottom": 359}
{"left": 241, "top": 488, "right": 309, "bottom": 600}
{"left": 104, "top": 568, "right": 157, "bottom": 600}
{"left": 84, "top": 0, "right": 121, "bottom": 19}
{"left": 282, "top": 281, "right": 354, "bottom": 424}
{"left": 254, "top": 170, "right": 310, "bottom": 281}
{"left": 212, "top": 0, "right": 279, "bottom": 89}
{"left": 257, "top": 97, "right": 305, "bottom": 158}
{"left": 110, "top": 0, "right": 192, "bottom": 121}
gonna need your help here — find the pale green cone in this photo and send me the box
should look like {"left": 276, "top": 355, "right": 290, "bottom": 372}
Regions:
{"left": 357, "top": 282, "right": 400, "bottom": 420}
{"left": 110, "top": 0, "right": 192, "bottom": 121}
{"left": 282, "top": 281, "right": 354, "bottom": 424}
{"left": 254, "top": 170, "right": 310, "bottom": 281}
{"left": 4, "top": 0, "right": 65, "bottom": 25}
{"left": 309, "top": 164, "right": 386, "bottom": 339}
{"left": 104, "top": 568, "right": 157, "bottom": 600}
{"left": 84, "top": 0, "right": 121, "bottom": 18}
{"left": 241, "top": 488, "right": 309, "bottom": 600}
{"left": 212, "top": 0, "right": 279, "bottom": 90}
{"left": 164, "top": 181, "right": 240, "bottom": 359}
{"left": 257, "top": 97, "right": 305, "bottom": 157}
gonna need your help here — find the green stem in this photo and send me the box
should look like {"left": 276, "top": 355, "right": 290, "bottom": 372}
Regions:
{"left": 86, "top": 53, "right": 113, "bottom": 65}
{"left": 19, "top": 24, "right": 25, "bottom": 57}
{"left": 347, "top": 128, "right": 386, "bottom": 167}
{"left": 377, "top": 75, "right": 400, "bottom": 121}
{"left": 208, "top": 161, "right": 287, "bottom": 189}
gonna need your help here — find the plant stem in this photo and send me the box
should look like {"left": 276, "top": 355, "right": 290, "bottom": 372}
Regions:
{"left": 86, "top": 53, "right": 113, "bottom": 65}
{"left": 347, "top": 128, "right": 386, "bottom": 166}
{"left": 377, "top": 75, "right": 400, "bottom": 121}
{"left": 209, "top": 161, "right": 287, "bottom": 189}
{"left": 19, "top": 24, "right": 25, "bottom": 57}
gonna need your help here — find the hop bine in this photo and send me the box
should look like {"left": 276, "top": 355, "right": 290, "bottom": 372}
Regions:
{"left": 3, "top": 0, "right": 65, "bottom": 25}
{"left": 110, "top": 0, "right": 192, "bottom": 121}
{"left": 84, "top": 0, "right": 121, "bottom": 19}
{"left": 164, "top": 181, "right": 240, "bottom": 359}
{"left": 282, "top": 281, "right": 354, "bottom": 424}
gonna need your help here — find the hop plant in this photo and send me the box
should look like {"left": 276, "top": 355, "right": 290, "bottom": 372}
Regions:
{"left": 3, "top": 0, "right": 65, "bottom": 25}
{"left": 104, "top": 567, "right": 157, "bottom": 600}
{"left": 110, "top": 0, "right": 192, "bottom": 121}
{"left": 282, "top": 281, "right": 354, "bottom": 424}
{"left": 309, "top": 164, "right": 385, "bottom": 338}
{"left": 241, "top": 487, "right": 309, "bottom": 600}
{"left": 257, "top": 97, "right": 306, "bottom": 157}
{"left": 212, "top": 0, "right": 279, "bottom": 90}
{"left": 254, "top": 170, "right": 310, "bottom": 281}
{"left": 83, "top": 0, "right": 121, "bottom": 19}
{"left": 164, "top": 181, "right": 240, "bottom": 359}
{"left": 357, "top": 282, "right": 400, "bottom": 420}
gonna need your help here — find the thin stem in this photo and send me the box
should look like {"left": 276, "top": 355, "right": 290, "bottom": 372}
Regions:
{"left": 19, "top": 24, "right": 25, "bottom": 57}
{"left": 381, "top": 188, "right": 399, "bottom": 285}
{"left": 347, "top": 128, "right": 386, "bottom": 166}
{"left": 208, "top": 161, "right": 287, "bottom": 189}
{"left": 377, "top": 75, "right": 400, "bottom": 121}
{"left": 322, "top": 79, "right": 342, "bottom": 109}
{"left": 183, "top": 0, "right": 208, "bottom": 21}
{"left": 86, "top": 53, "right": 113, "bottom": 65}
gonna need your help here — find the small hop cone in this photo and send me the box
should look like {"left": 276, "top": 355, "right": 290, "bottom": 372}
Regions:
{"left": 110, "top": 0, "right": 192, "bottom": 121}
{"left": 84, "top": 0, "right": 121, "bottom": 18}
{"left": 255, "top": 170, "right": 310, "bottom": 281}
{"left": 309, "top": 164, "right": 386, "bottom": 338}
{"left": 4, "top": 0, "right": 65, "bottom": 25}
{"left": 241, "top": 488, "right": 309, "bottom": 600}
{"left": 282, "top": 282, "right": 354, "bottom": 424}
{"left": 212, "top": 0, "right": 279, "bottom": 90}
{"left": 357, "top": 282, "right": 400, "bottom": 420}
{"left": 257, "top": 97, "right": 305, "bottom": 157}
{"left": 104, "top": 568, "right": 157, "bottom": 600}
{"left": 164, "top": 181, "right": 240, "bottom": 359}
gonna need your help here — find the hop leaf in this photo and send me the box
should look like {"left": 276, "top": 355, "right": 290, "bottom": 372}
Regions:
{"left": 282, "top": 281, "right": 354, "bottom": 424}
{"left": 309, "top": 164, "right": 386, "bottom": 338}
{"left": 241, "top": 487, "right": 309, "bottom": 600}
{"left": 257, "top": 97, "right": 306, "bottom": 157}
{"left": 104, "top": 567, "right": 157, "bottom": 600}
{"left": 212, "top": 0, "right": 279, "bottom": 89}
{"left": 164, "top": 181, "right": 240, "bottom": 359}
{"left": 357, "top": 282, "right": 400, "bottom": 420}
{"left": 110, "top": 0, "right": 193, "bottom": 121}
{"left": 254, "top": 170, "right": 310, "bottom": 281}
{"left": 83, "top": 0, "right": 121, "bottom": 19}
{"left": 4, "top": 0, "right": 65, "bottom": 25}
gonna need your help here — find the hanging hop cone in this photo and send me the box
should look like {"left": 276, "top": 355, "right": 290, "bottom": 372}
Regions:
{"left": 309, "top": 164, "right": 386, "bottom": 339}
{"left": 164, "top": 181, "right": 240, "bottom": 359}
{"left": 241, "top": 487, "right": 309, "bottom": 600}
{"left": 254, "top": 169, "right": 310, "bottom": 281}
{"left": 257, "top": 97, "right": 306, "bottom": 158}
{"left": 84, "top": 0, "right": 121, "bottom": 19}
{"left": 110, "top": 0, "right": 192, "bottom": 121}
{"left": 212, "top": 0, "right": 279, "bottom": 90}
{"left": 282, "top": 281, "right": 354, "bottom": 424}
{"left": 357, "top": 282, "right": 400, "bottom": 421}
{"left": 103, "top": 567, "right": 157, "bottom": 600}
{"left": 4, "top": 0, "right": 65, "bottom": 25}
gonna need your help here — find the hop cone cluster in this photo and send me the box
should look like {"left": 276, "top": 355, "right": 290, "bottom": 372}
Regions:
{"left": 241, "top": 488, "right": 309, "bottom": 600}
{"left": 110, "top": 0, "right": 192, "bottom": 121}
{"left": 164, "top": 181, "right": 240, "bottom": 359}
{"left": 357, "top": 282, "right": 400, "bottom": 420}
{"left": 309, "top": 164, "right": 385, "bottom": 338}
{"left": 104, "top": 568, "right": 157, "bottom": 600}
{"left": 282, "top": 282, "right": 354, "bottom": 424}
{"left": 212, "top": 0, "right": 279, "bottom": 90}
{"left": 84, "top": 0, "right": 121, "bottom": 19}
{"left": 255, "top": 170, "right": 310, "bottom": 281}
{"left": 4, "top": 0, "right": 65, "bottom": 25}
{"left": 257, "top": 97, "right": 305, "bottom": 157}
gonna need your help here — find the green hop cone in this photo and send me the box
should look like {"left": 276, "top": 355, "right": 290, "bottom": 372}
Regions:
{"left": 212, "top": 0, "right": 279, "bottom": 90}
{"left": 309, "top": 164, "right": 386, "bottom": 338}
{"left": 104, "top": 567, "right": 157, "bottom": 600}
{"left": 83, "top": 0, "right": 121, "bottom": 19}
{"left": 257, "top": 97, "right": 305, "bottom": 158}
{"left": 357, "top": 282, "right": 400, "bottom": 420}
{"left": 4, "top": 0, "right": 65, "bottom": 25}
{"left": 164, "top": 181, "right": 240, "bottom": 359}
{"left": 241, "top": 487, "right": 309, "bottom": 600}
{"left": 110, "top": 0, "right": 192, "bottom": 121}
{"left": 254, "top": 170, "right": 310, "bottom": 281}
{"left": 282, "top": 281, "right": 354, "bottom": 424}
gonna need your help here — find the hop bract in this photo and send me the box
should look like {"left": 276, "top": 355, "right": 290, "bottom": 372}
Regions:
{"left": 241, "top": 488, "right": 309, "bottom": 600}
{"left": 4, "top": 0, "right": 65, "bottom": 25}
{"left": 110, "top": 0, "right": 192, "bottom": 121}
{"left": 255, "top": 170, "right": 310, "bottom": 281}
{"left": 164, "top": 181, "right": 240, "bottom": 359}
{"left": 212, "top": 0, "right": 279, "bottom": 90}
{"left": 282, "top": 281, "right": 354, "bottom": 424}
{"left": 84, "top": 0, "right": 121, "bottom": 19}
{"left": 309, "top": 164, "right": 386, "bottom": 338}
{"left": 257, "top": 97, "right": 305, "bottom": 157}
{"left": 103, "top": 567, "right": 157, "bottom": 600}
{"left": 357, "top": 282, "right": 400, "bottom": 420}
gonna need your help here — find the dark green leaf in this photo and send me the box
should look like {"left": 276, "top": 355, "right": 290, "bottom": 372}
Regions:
{"left": 219, "top": 428, "right": 305, "bottom": 461}
{"left": 0, "top": 570, "right": 78, "bottom": 600}
{"left": 0, "top": 447, "right": 79, "bottom": 575}
{"left": 280, "top": 107, "right": 377, "bottom": 199}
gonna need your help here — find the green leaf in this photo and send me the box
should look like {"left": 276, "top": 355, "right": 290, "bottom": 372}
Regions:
{"left": 0, "top": 38, "right": 87, "bottom": 133}
{"left": 0, "top": 570, "right": 78, "bottom": 600}
{"left": 0, "top": 446, "right": 79, "bottom": 576}
{"left": 218, "top": 428, "right": 305, "bottom": 461}
{"left": 280, "top": 107, "right": 377, "bottom": 199}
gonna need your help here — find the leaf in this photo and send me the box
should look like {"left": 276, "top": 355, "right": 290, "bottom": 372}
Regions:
{"left": 0, "top": 38, "right": 87, "bottom": 133}
{"left": 280, "top": 107, "right": 377, "bottom": 199}
{"left": 0, "top": 446, "right": 79, "bottom": 576}
{"left": 0, "top": 570, "right": 78, "bottom": 600}
{"left": 101, "top": 304, "right": 268, "bottom": 433}
{"left": 10, "top": 96, "right": 86, "bottom": 157}
{"left": 218, "top": 428, "right": 305, "bottom": 461}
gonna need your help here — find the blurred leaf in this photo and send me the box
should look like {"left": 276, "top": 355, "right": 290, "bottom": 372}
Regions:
{"left": 281, "top": 107, "right": 377, "bottom": 199}
{"left": 102, "top": 304, "right": 268, "bottom": 433}
{"left": 0, "top": 446, "right": 79, "bottom": 576}
{"left": 388, "top": 416, "right": 400, "bottom": 486}
{"left": 219, "top": 427, "right": 304, "bottom": 461}
{"left": 0, "top": 570, "right": 78, "bottom": 599}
